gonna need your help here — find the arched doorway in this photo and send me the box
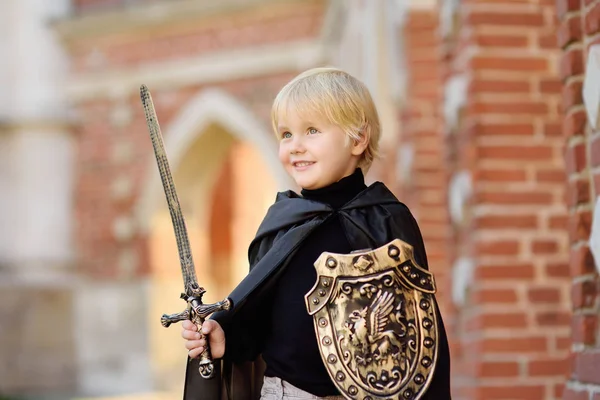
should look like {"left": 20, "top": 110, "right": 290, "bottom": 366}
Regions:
{"left": 136, "top": 89, "right": 288, "bottom": 396}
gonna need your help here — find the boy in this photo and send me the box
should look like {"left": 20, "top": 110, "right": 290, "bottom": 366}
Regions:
{"left": 181, "top": 68, "right": 451, "bottom": 399}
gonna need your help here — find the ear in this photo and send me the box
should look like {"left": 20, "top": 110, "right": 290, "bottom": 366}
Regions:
{"left": 351, "top": 129, "right": 370, "bottom": 157}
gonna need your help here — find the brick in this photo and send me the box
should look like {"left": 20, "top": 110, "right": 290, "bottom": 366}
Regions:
{"left": 546, "top": 262, "right": 571, "bottom": 277}
{"left": 467, "top": 10, "right": 545, "bottom": 27}
{"left": 476, "top": 168, "right": 528, "bottom": 182}
{"left": 528, "top": 357, "right": 570, "bottom": 376}
{"left": 476, "top": 191, "right": 553, "bottom": 206}
{"left": 563, "top": 109, "right": 587, "bottom": 138}
{"left": 532, "top": 239, "right": 561, "bottom": 254}
{"left": 471, "top": 288, "right": 519, "bottom": 304}
{"left": 567, "top": 178, "right": 591, "bottom": 207}
{"left": 572, "top": 279, "right": 598, "bottom": 309}
{"left": 556, "top": 0, "right": 582, "bottom": 21}
{"left": 528, "top": 287, "right": 562, "bottom": 303}
{"left": 570, "top": 245, "right": 597, "bottom": 275}
{"left": 475, "top": 214, "right": 538, "bottom": 229}
{"left": 574, "top": 351, "right": 600, "bottom": 384}
{"left": 471, "top": 78, "right": 531, "bottom": 94}
{"left": 560, "top": 48, "right": 585, "bottom": 80}
{"left": 572, "top": 314, "right": 598, "bottom": 345}
{"left": 539, "top": 31, "right": 560, "bottom": 49}
{"left": 474, "top": 32, "right": 529, "bottom": 48}
{"left": 477, "top": 263, "right": 535, "bottom": 280}
{"left": 468, "top": 311, "right": 529, "bottom": 330}
{"left": 540, "top": 78, "right": 563, "bottom": 93}
{"left": 592, "top": 136, "right": 600, "bottom": 167}
{"left": 556, "top": 335, "right": 572, "bottom": 351}
{"left": 537, "top": 169, "right": 567, "bottom": 183}
{"left": 584, "top": 1, "right": 600, "bottom": 35}
{"left": 479, "top": 385, "right": 545, "bottom": 400}
{"left": 474, "top": 122, "right": 535, "bottom": 136}
{"left": 562, "top": 79, "right": 584, "bottom": 112}
{"left": 481, "top": 336, "right": 549, "bottom": 353}
{"left": 565, "top": 143, "right": 587, "bottom": 174}
{"left": 471, "top": 55, "right": 549, "bottom": 72}
{"left": 475, "top": 239, "right": 520, "bottom": 256}
{"left": 557, "top": 14, "right": 583, "bottom": 48}
{"left": 471, "top": 100, "right": 548, "bottom": 115}
{"left": 479, "top": 361, "right": 520, "bottom": 378}
{"left": 569, "top": 210, "right": 592, "bottom": 242}
{"left": 479, "top": 145, "right": 554, "bottom": 161}
{"left": 535, "top": 311, "right": 571, "bottom": 326}
{"left": 563, "top": 388, "right": 590, "bottom": 400}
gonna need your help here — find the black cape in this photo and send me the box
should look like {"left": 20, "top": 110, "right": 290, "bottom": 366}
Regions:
{"left": 183, "top": 182, "right": 451, "bottom": 400}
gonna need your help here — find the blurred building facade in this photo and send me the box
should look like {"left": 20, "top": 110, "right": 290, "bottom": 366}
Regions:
{"left": 0, "top": 0, "right": 599, "bottom": 399}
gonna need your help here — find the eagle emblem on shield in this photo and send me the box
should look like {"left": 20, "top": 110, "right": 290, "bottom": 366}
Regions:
{"left": 305, "top": 239, "right": 438, "bottom": 400}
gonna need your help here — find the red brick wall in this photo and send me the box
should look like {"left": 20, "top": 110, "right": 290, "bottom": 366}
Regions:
{"left": 71, "top": 2, "right": 319, "bottom": 279}
{"left": 400, "top": 5, "right": 452, "bottom": 347}
{"left": 557, "top": 0, "right": 600, "bottom": 398}
{"left": 435, "top": 1, "right": 571, "bottom": 398}
{"left": 70, "top": 2, "right": 325, "bottom": 73}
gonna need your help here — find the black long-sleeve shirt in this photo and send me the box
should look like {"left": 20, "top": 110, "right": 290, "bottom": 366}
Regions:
{"left": 261, "top": 169, "right": 366, "bottom": 396}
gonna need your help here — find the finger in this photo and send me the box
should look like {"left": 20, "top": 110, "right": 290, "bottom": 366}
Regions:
{"left": 181, "top": 320, "right": 197, "bottom": 331}
{"left": 184, "top": 339, "right": 206, "bottom": 351}
{"left": 188, "top": 347, "right": 204, "bottom": 359}
{"left": 201, "top": 319, "right": 218, "bottom": 335}
{"left": 182, "top": 329, "right": 203, "bottom": 340}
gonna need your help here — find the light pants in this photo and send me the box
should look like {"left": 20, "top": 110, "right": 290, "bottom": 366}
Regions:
{"left": 260, "top": 376, "right": 345, "bottom": 400}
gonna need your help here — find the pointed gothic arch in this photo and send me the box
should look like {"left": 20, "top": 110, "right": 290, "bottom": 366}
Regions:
{"left": 135, "top": 88, "right": 292, "bottom": 231}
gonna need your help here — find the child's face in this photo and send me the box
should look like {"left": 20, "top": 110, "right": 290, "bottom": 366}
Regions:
{"left": 277, "top": 110, "right": 366, "bottom": 190}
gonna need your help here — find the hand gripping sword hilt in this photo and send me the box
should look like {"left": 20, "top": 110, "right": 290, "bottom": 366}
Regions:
{"left": 161, "top": 293, "right": 232, "bottom": 379}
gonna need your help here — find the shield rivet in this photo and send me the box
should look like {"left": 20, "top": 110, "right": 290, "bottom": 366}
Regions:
{"left": 322, "top": 336, "right": 332, "bottom": 345}
{"left": 348, "top": 386, "right": 358, "bottom": 395}
{"left": 319, "top": 318, "right": 328, "bottom": 327}
{"left": 319, "top": 289, "right": 326, "bottom": 296}
{"left": 410, "top": 273, "right": 417, "bottom": 279}
{"left": 327, "top": 257, "right": 337, "bottom": 268}
{"left": 423, "top": 318, "right": 432, "bottom": 329}
{"left": 420, "top": 278, "right": 427, "bottom": 285}
{"left": 327, "top": 354, "right": 337, "bottom": 364}
{"left": 322, "top": 279, "right": 330, "bottom": 287}
{"left": 424, "top": 337, "right": 435, "bottom": 348}
{"left": 312, "top": 298, "right": 319, "bottom": 305}
{"left": 388, "top": 246, "right": 400, "bottom": 258}
{"left": 414, "top": 374, "right": 424, "bottom": 384}
{"left": 403, "top": 265, "right": 410, "bottom": 272}
{"left": 335, "top": 371, "right": 345, "bottom": 381}
{"left": 364, "top": 397, "right": 372, "bottom": 400}
{"left": 422, "top": 357, "right": 432, "bottom": 367}
{"left": 403, "top": 389, "right": 413, "bottom": 399}
{"left": 420, "top": 300, "right": 430, "bottom": 310}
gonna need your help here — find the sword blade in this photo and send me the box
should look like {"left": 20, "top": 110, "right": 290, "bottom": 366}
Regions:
{"left": 140, "top": 84, "right": 198, "bottom": 294}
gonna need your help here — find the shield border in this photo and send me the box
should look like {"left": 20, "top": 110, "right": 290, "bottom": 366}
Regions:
{"left": 305, "top": 239, "right": 439, "bottom": 400}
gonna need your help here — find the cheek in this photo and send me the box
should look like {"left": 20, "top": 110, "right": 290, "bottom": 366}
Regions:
{"left": 278, "top": 145, "right": 289, "bottom": 165}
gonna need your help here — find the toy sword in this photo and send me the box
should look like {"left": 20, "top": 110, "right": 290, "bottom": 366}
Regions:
{"left": 140, "top": 84, "right": 231, "bottom": 379}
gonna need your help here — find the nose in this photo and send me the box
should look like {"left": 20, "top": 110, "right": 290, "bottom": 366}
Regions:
{"left": 289, "top": 134, "right": 306, "bottom": 154}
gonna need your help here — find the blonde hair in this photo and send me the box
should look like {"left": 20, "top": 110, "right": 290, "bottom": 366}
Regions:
{"left": 271, "top": 67, "right": 381, "bottom": 172}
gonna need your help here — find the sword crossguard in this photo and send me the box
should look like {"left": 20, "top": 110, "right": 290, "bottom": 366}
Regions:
{"left": 162, "top": 295, "right": 232, "bottom": 379}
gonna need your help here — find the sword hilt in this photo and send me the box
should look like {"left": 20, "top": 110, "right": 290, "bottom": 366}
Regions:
{"left": 161, "top": 293, "right": 232, "bottom": 379}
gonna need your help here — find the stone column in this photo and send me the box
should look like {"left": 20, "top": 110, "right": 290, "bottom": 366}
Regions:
{"left": 0, "top": 0, "right": 77, "bottom": 396}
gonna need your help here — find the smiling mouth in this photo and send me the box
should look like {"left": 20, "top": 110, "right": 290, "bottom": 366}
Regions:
{"left": 293, "top": 161, "right": 315, "bottom": 168}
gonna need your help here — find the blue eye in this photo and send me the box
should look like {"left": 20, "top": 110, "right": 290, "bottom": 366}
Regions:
{"left": 281, "top": 132, "right": 292, "bottom": 139}
{"left": 308, "top": 128, "right": 319, "bottom": 134}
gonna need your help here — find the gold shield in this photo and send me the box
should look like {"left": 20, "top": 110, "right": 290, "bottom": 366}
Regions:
{"left": 305, "top": 239, "right": 438, "bottom": 400}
